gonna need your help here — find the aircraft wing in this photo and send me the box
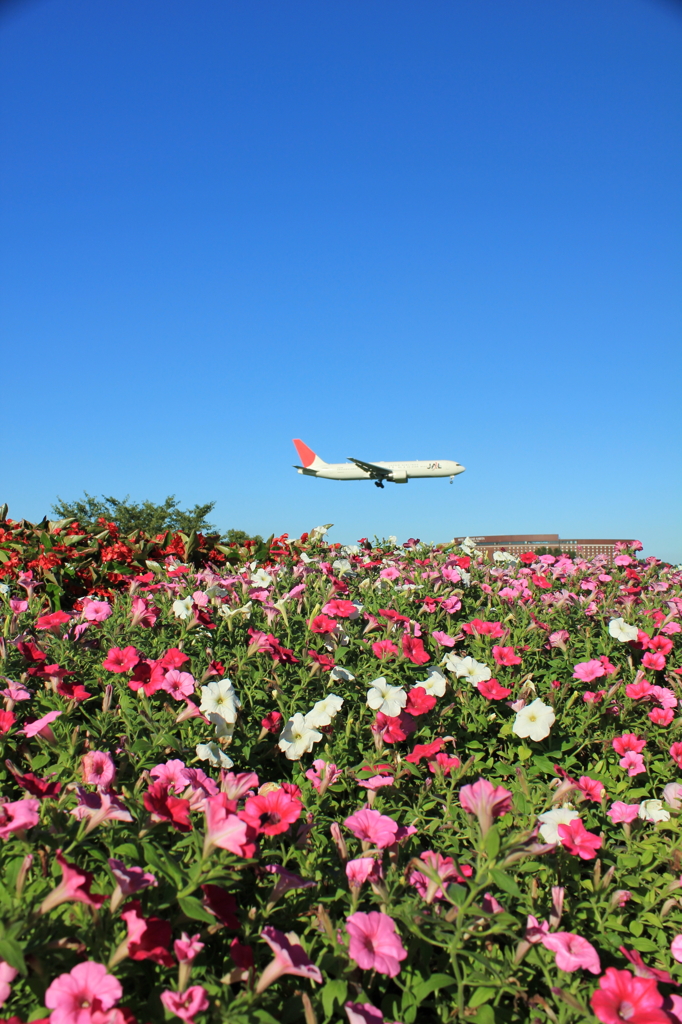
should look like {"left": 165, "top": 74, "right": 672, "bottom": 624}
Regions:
{"left": 347, "top": 457, "right": 391, "bottom": 479}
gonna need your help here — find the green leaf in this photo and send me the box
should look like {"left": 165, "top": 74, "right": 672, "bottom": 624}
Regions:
{"left": 413, "top": 974, "right": 457, "bottom": 1002}
{"left": 178, "top": 896, "right": 216, "bottom": 924}
{"left": 469, "top": 987, "right": 496, "bottom": 1008}
{"left": 489, "top": 868, "right": 522, "bottom": 899}
{"left": 0, "top": 937, "right": 27, "bottom": 976}
{"left": 472, "top": 1006, "right": 495, "bottom": 1024}
{"left": 141, "top": 843, "right": 185, "bottom": 886}
{"left": 321, "top": 978, "right": 347, "bottom": 1018}
{"left": 484, "top": 825, "right": 500, "bottom": 860}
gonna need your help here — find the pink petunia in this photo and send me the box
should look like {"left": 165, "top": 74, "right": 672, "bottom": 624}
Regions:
{"left": 671, "top": 742, "right": 682, "bottom": 769}
{"left": 591, "top": 967, "right": 669, "bottom": 1024}
{"left": 607, "top": 801, "right": 640, "bottom": 824}
{"left": 22, "top": 709, "right": 62, "bottom": 738}
{"left": 408, "top": 851, "right": 464, "bottom": 903}
{"left": 492, "top": 645, "right": 522, "bottom": 666}
{"left": 174, "top": 932, "right": 204, "bottom": 964}
{"left": 346, "top": 911, "right": 407, "bottom": 977}
{"left": 431, "top": 630, "right": 456, "bottom": 647}
{"left": 0, "top": 960, "right": 17, "bottom": 1006}
{"left": 102, "top": 646, "right": 139, "bottom": 674}
{"left": 572, "top": 660, "right": 606, "bottom": 683}
{"left": 162, "top": 669, "right": 196, "bottom": 700}
{"left": 576, "top": 776, "right": 606, "bottom": 803}
{"left": 371, "top": 639, "right": 399, "bottom": 660}
{"left": 344, "top": 808, "right": 399, "bottom": 848}
{"left": 344, "top": 1003, "right": 384, "bottom": 1024}
{"left": 45, "top": 961, "right": 122, "bottom": 1024}
{"left": 612, "top": 734, "right": 646, "bottom": 755}
{"left": 642, "top": 652, "right": 666, "bottom": 672}
{"left": 81, "top": 750, "right": 116, "bottom": 789}
{"left": 81, "top": 599, "right": 112, "bottom": 623}
{"left": 160, "top": 986, "right": 209, "bottom": 1024}
{"left": 541, "top": 931, "right": 601, "bottom": 973}
{"left": 255, "top": 927, "right": 323, "bottom": 993}
{"left": 477, "top": 679, "right": 512, "bottom": 700}
{"left": 619, "top": 751, "right": 646, "bottom": 776}
{"left": 346, "top": 857, "right": 383, "bottom": 890}
{"left": 459, "top": 778, "right": 512, "bottom": 835}
{"left": 0, "top": 797, "right": 40, "bottom": 839}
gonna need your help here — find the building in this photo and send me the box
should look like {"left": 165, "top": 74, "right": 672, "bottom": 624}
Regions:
{"left": 452, "top": 534, "right": 636, "bottom": 560}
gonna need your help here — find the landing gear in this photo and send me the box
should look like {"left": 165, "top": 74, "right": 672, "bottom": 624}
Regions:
{"left": 450, "top": 475, "right": 454, "bottom": 484}
{"left": 375, "top": 480, "right": 384, "bottom": 489}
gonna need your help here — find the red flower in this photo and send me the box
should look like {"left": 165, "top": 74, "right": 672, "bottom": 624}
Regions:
{"left": 377, "top": 608, "right": 410, "bottom": 625}
{"left": 15, "top": 641, "right": 47, "bottom": 662}
{"left": 477, "top": 679, "right": 512, "bottom": 700}
{"left": 406, "top": 739, "right": 444, "bottom": 764}
{"left": 612, "top": 734, "right": 646, "bottom": 756}
{"left": 671, "top": 742, "right": 682, "bottom": 769}
{"left": 121, "top": 901, "right": 174, "bottom": 966}
{"left": 128, "top": 659, "right": 166, "bottom": 696}
{"left": 372, "top": 639, "right": 399, "bottom": 660}
{"left": 0, "top": 711, "right": 16, "bottom": 735}
{"left": 373, "top": 711, "right": 417, "bottom": 744}
{"left": 260, "top": 711, "right": 283, "bottom": 734}
{"left": 201, "top": 885, "right": 240, "bottom": 929}
{"left": 492, "top": 645, "right": 522, "bottom": 666}
{"left": 404, "top": 687, "right": 436, "bottom": 716}
{"left": 102, "top": 647, "right": 139, "bottom": 673}
{"left": 462, "top": 619, "right": 505, "bottom": 638}
{"left": 401, "top": 635, "right": 430, "bottom": 665}
{"left": 520, "top": 551, "right": 537, "bottom": 564}
{"left": 159, "top": 648, "right": 189, "bottom": 669}
{"left": 531, "top": 573, "right": 552, "bottom": 589}
{"left": 310, "top": 614, "right": 337, "bottom": 633}
{"left": 591, "top": 967, "right": 669, "bottom": 1024}
{"left": 12, "top": 771, "right": 61, "bottom": 799}
{"left": 144, "top": 782, "right": 192, "bottom": 832}
{"left": 307, "top": 649, "right": 335, "bottom": 670}
{"left": 322, "top": 599, "right": 357, "bottom": 618}
{"left": 35, "top": 611, "right": 71, "bottom": 633}
{"left": 558, "top": 819, "right": 602, "bottom": 860}
{"left": 429, "top": 753, "right": 461, "bottom": 775}
{"left": 240, "top": 789, "right": 302, "bottom": 836}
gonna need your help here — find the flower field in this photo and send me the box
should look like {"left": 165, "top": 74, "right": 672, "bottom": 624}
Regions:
{"left": 1, "top": 511, "right": 682, "bottom": 1024}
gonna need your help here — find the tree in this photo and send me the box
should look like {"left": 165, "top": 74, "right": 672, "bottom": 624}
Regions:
{"left": 51, "top": 493, "right": 219, "bottom": 536}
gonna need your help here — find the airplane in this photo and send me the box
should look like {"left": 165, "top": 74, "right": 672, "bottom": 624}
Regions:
{"left": 292, "top": 439, "right": 466, "bottom": 488}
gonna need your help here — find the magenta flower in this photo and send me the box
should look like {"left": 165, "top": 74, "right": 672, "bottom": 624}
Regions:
{"left": 607, "top": 801, "right": 640, "bottom": 824}
{"left": 346, "top": 911, "right": 407, "bottom": 977}
{"left": 492, "top": 645, "right": 522, "bottom": 666}
{"left": 160, "top": 985, "right": 209, "bottom": 1024}
{"left": 524, "top": 915, "right": 550, "bottom": 944}
{"left": 108, "top": 858, "right": 157, "bottom": 896}
{"left": 576, "top": 776, "right": 606, "bottom": 803}
{"left": 408, "top": 850, "right": 462, "bottom": 903}
{"left": 102, "top": 646, "right": 139, "bottom": 673}
{"left": 45, "top": 961, "right": 122, "bottom": 1024}
{"left": 344, "top": 1003, "right": 384, "bottom": 1024}
{"left": 0, "top": 797, "right": 40, "bottom": 839}
{"left": 612, "top": 734, "right": 646, "bottom": 755}
{"left": 306, "top": 759, "right": 342, "bottom": 794}
{"left": 255, "top": 927, "right": 323, "bottom": 993}
{"left": 344, "top": 808, "right": 399, "bottom": 848}
{"left": 81, "top": 750, "right": 116, "bottom": 788}
{"left": 459, "top": 777, "right": 512, "bottom": 835}
{"left": 541, "top": 931, "right": 601, "bottom": 973}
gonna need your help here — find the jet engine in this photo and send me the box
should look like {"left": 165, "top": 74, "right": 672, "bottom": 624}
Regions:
{"left": 390, "top": 469, "right": 408, "bottom": 483}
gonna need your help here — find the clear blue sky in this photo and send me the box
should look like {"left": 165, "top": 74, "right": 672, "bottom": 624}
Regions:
{"left": 1, "top": 0, "right": 680, "bottom": 560}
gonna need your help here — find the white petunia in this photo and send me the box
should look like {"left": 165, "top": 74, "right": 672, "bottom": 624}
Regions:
{"left": 196, "top": 742, "right": 233, "bottom": 769}
{"left": 538, "top": 807, "right": 580, "bottom": 845}
{"left": 278, "top": 713, "right": 323, "bottom": 760}
{"left": 442, "top": 654, "right": 491, "bottom": 685}
{"left": 218, "top": 601, "right": 253, "bottom": 621}
{"left": 416, "top": 667, "right": 447, "bottom": 698}
{"left": 172, "top": 596, "right": 194, "bottom": 620}
{"left": 332, "top": 558, "right": 352, "bottom": 575}
{"left": 608, "top": 617, "right": 639, "bottom": 643}
{"left": 639, "top": 799, "right": 670, "bottom": 823}
{"left": 513, "top": 698, "right": 555, "bottom": 741}
{"left": 310, "top": 524, "right": 333, "bottom": 541}
{"left": 330, "top": 667, "right": 355, "bottom": 683}
{"left": 208, "top": 713, "right": 235, "bottom": 740}
{"left": 304, "top": 694, "right": 344, "bottom": 729}
{"left": 366, "top": 677, "right": 407, "bottom": 717}
{"left": 200, "top": 679, "right": 240, "bottom": 724}
{"left": 250, "top": 568, "right": 273, "bottom": 587}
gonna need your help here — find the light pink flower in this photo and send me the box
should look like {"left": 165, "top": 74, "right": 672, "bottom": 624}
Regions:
{"left": 344, "top": 809, "right": 398, "bottom": 848}
{"left": 346, "top": 911, "right": 407, "bottom": 977}
{"left": 572, "top": 660, "right": 606, "bottom": 683}
{"left": 0, "top": 797, "right": 40, "bottom": 839}
{"left": 130, "top": 596, "right": 158, "bottom": 628}
{"left": 221, "top": 771, "right": 259, "bottom": 801}
{"left": 175, "top": 932, "right": 204, "bottom": 963}
{"left": 163, "top": 670, "right": 196, "bottom": 700}
{"left": 357, "top": 776, "right": 394, "bottom": 791}
{"left": 431, "top": 630, "right": 456, "bottom": 647}
{"left": 150, "top": 759, "right": 189, "bottom": 793}
{"left": 81, "top": 751, "right": 116, "bottom": 788}
{"left": 255, "top": 927, "right": 323, "bottom": 993}
{"left": 663, "top": 783, "right": 682, "bottom": 809}
{"left": 82, "top": 600, "right": 113, "bottom": 623}
{"left": 305, "top": 759, "right": 342, "bottom": 793}
{"left": 671, "top": 935, "right": 682, "bottom": 963}
{"left": 607, "top": 801, "right": 641, "bottom": 823}
{"left": 346, "top": 857, "right": 383, "bottom": 890}
{"left": 160, "top": 985, "right": 209, "bottom": 1023}
{"left": 45, "top": 961, "right": 122, "bottom": 1024}
{"left": 620, "top": 751, "right": 646, "bottom": 776}
{"left": 541, "top": 931, "right": 601, "bottom": 973}
{"left": 0, "top": 960, "right": 18, "bottom": 1005}
{"left": 22, "top": 709, "right": 61, "bottom": 738}
{"left": 408, "top": 851, "right": 462, "bottom": 903}
{"left": 459, "top": 777, "right": 512, "bottom": 835}
{"left": 344, "top": 1003, "right": 384, "bottom": 1024}
{"left": 525, "top": 915, "right": 550, "bottom": 944}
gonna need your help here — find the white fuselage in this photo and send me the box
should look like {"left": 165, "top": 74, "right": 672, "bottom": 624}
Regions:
{"left": 299, "top": 459, "right": 464, "bottom": 482}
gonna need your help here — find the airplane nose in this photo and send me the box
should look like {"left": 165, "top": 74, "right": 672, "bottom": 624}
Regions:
{"left": 458, "top": 465, "right": 466, "bottom": 473}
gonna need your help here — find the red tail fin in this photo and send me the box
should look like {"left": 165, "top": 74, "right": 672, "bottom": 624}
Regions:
{"left": 293, "top": 439, "right": 317, "bottom": 468}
